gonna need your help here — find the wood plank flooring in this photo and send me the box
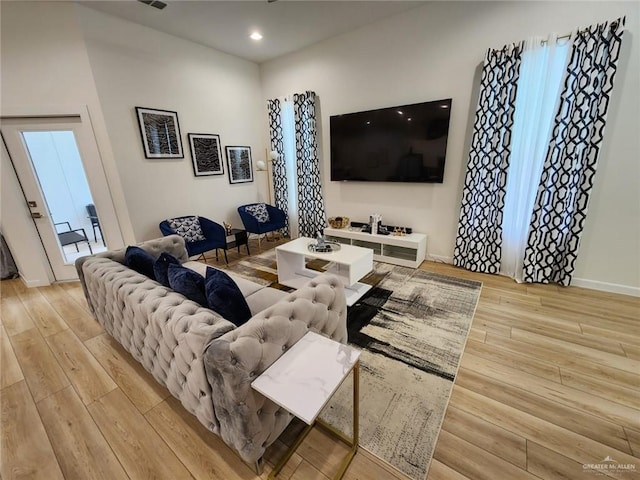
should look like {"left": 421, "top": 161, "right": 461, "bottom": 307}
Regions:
{"left": 1, "top": 237, "right": 639, "bottom": 480}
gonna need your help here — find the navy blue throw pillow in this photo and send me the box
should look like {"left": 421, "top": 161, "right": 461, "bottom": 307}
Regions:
{"left": 124, "top": 246, "right": 155, "bottom": 279}
{"left": 153, "top": 252, "right": 181, "bottom": 287}
{"left": 205, "top": 267, "right": 252, "bottom": 326}
{"left": 167, "top": 264, "right": 207, "bottom": 307}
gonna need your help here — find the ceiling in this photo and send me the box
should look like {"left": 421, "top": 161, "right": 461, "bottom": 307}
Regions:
{"left": 79, "top": 1, "right": 427, "bottom": 63}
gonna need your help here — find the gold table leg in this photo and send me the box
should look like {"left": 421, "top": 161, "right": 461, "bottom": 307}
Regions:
{"left": 268, "top": 361, "right": 360, "bottom": 480}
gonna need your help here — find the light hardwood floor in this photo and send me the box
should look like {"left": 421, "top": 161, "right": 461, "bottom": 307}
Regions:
{"left": 1, "top": 238, "right": 639, "bottom": 479}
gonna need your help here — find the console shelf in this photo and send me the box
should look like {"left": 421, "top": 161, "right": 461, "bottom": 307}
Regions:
{"left": 324, "top": 227, "right": 427, "bottom": 268}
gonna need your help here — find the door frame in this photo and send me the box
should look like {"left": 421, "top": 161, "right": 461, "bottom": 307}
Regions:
{"left": 1, "top": 104, "right": 129, "bottom": 284}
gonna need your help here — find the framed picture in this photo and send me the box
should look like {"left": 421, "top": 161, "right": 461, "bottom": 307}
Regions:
{"left": 188, "top": 133, "right": 223, "bottom": 176}
{"left": 135, "top": 107, "right": 183, "bottom": 159}
{"left": 225, "top": 146, "right": 253, "bottom": 184}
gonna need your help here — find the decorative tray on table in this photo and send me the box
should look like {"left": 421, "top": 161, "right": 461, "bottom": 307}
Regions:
{"left": 308, "top": 240, "right": 341, "bottom": 253}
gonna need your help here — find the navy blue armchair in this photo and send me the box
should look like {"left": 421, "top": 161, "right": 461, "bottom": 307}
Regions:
{"left": 238, "top": 203, "right": 286, "bottom": 248}
{"left": 159, "top": 216, "right": 230, "bottom": 262}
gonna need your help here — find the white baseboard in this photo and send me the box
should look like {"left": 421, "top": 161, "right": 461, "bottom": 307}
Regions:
{"left": 425, "top": 254, "right": 453, "bottom": 264}
{"left": 419, "top": 258, "right": 639, "bottom": 298}
{"left": 20, "top": 275, "right": 50, "bottom": 288}
{"left": 571, "top": 277, "right": 640, "bottom": 298}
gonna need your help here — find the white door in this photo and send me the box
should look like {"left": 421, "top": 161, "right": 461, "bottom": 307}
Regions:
{"left": 2, "top": 116, "right": 120, "bottom": 281}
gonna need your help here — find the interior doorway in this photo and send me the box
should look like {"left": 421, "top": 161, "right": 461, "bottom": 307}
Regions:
{"left": 2, "top": 115, "right": 120, "bottom": 281}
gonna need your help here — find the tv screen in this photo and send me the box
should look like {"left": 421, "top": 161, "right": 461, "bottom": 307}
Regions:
{"left": 330, "top": 99, "right": 451, "bottom": 183}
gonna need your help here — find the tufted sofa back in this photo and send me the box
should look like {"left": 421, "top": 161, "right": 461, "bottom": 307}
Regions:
{"left": 80, "top": 254, "right": 236, "bottom": 433}
{"left": 76, "top": 235, "right": 189, "bottom": 315}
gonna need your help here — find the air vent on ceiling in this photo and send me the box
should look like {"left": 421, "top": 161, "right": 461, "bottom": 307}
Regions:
{"left": 138, "top": 0, "right": 167, "bottom": 10}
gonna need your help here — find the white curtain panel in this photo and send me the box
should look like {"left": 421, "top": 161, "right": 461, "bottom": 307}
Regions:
{"left": 522, "top": 18, "right": 626, "bottom": 286}
{"left": 500, "top": 36, "right": 570, "bottom": 282}
{"left": 282, "top": 99, "right": 300, "bottom": 238}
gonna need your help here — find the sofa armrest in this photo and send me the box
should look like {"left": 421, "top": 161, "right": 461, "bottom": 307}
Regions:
{"left": 203, "top": 273, "right": 347, "bottom": 464}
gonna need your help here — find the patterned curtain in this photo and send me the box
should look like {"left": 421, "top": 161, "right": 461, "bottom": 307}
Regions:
{"left": 293, "top": 91, "right": 327, "bottom": 238}
{"left": 267, "top": 98, "right": 290, "bottom": 236}
{"left": 522, "top": 18, "right": 625, "bottom": 286}
{"left": 453, "top": 43, "right": 523, "bottom": 273}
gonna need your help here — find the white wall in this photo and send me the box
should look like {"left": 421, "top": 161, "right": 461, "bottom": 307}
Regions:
{"left": 2, "top": 1, "right": 637, "bottom": 291}
{"left": 1, "top": 1, "right": 266, "bottom": 286}
{"left": 260, "top": 1, "right": 640, "bottom": 291}
{"left": 77, "top": 6, "right": 265, "bottom": 241}
{"left": 0, "top": 1, "right": 133, "bottom": 285}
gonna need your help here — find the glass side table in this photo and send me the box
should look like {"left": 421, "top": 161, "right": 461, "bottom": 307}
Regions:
{"left": 251, "top": 331, "right": 361, "bottom": 479}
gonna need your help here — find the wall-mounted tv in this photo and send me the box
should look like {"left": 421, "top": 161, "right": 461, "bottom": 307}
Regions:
{"left": 330, "top": 98, "right": 452, "bottom": 183}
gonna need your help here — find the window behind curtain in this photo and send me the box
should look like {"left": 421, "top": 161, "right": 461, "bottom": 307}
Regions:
{"left": 500, "top": 38, "right": 570, "bottom": 281}
{"left": 281, "top": 100, "right": 299, "bottom": 237}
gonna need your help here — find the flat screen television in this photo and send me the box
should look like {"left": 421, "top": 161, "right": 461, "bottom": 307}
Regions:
{"left": 330, "top": 98, "right": 452, "bottom": 183}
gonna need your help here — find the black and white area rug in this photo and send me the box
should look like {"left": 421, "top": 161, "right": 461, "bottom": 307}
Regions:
{"left": 219, "top": 252, "right": 482, "bottom": 479}
{"left": 320, "top": 263, "right": 481, "bottom": 479}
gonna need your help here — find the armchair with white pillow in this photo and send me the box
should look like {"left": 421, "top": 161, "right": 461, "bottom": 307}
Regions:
{"left": 237, "top": 203, "right": 287, "bottom": 248}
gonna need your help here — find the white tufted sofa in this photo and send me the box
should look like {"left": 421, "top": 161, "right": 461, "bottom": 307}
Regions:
{"left": 76, "top": 235, "right": 347, "bottom": 470}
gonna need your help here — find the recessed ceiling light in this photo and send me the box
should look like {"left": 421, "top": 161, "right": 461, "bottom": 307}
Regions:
{"left": 397, "top": 110, "right": 403, "bottom": 115}
{"left": 250, "top": 32, "right": 263, "bottom": 41}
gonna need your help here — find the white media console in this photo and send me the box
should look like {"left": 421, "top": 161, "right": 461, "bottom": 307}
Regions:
{"left": 324, "top": 227, "right": 427, "bottom": 268}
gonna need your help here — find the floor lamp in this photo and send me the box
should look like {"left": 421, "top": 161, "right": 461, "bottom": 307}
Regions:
{"left": 255, "top": 150, "right": 279, "bottom": 204}
{"left": 255, "top": 150, "right": 280, "bottom": 244}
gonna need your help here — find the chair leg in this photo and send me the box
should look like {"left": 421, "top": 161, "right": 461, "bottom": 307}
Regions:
{"left": 223, "top": 249, "right": 228, "bottom": 264}
{"left": 265, "top": 231, "right": 279, "bottom": 242}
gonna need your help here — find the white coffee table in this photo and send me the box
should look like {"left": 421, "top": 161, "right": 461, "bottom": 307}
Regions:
{"left": 252, "top": 331, "right": 361, "bottom": 480}
{"left": 275, "top": 237, "right": 373, "bottom": 306}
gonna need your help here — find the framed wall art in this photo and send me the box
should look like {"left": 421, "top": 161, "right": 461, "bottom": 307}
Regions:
{"left": 135, "top": 106, "right": 183, "bottom": 159}
{"left": 225, "top": 146, "right": 253, "bottom": 184}
{"left": 188, "top": 133, "right": 223, "bottom": 176}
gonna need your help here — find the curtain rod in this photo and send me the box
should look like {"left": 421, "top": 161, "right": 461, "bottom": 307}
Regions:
{"left": 540, "top": 18, "right": 622, "bottom": 45}
{"left": 540, "top": 33, "right": 571, "bottom": 46}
